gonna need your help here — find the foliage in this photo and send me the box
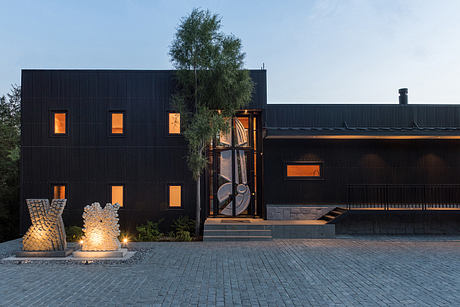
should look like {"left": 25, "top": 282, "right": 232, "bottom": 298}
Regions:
{"left": 170, "top": 8, "right": 254, "bottom": 179}
{"left": 172, "top": 216, "right": 196, "bottom": 236}
{"left": 175, "top": 230, "right": 192, "bottom": 242}
{"left": 135, "top": 220, "right": 163, "bottom": 242}
{"left": 0, "top": 85, "right": 21, "bottom": 243}
{"left": 169, "top": 9, "right": 254, "bottom": 235}
{"left": 65, "top": 226, "right": 83, "bottom": 242}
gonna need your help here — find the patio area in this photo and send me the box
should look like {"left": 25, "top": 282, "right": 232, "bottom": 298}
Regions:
{"left": 1, "top": 236, "right": 459, "bottom": 306}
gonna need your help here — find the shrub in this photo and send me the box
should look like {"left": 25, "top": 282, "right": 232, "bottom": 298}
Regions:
{"left": 175, "top": 230, "right": 192, "bottom": 242}
{"left": 65, "top": 226, "right": 83, "bottom": 242}
{"left": 135, "top": 220, "right": 163, "bottom": 242}
{"left": 172, "top": 216, "right": 195, "bottom": 236}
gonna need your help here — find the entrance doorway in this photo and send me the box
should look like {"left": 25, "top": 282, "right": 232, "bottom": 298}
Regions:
{"left": 208, "top": 112, "right": 262, "bottom": 217}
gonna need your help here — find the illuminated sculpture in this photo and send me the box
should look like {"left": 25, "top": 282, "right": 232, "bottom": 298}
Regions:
{"left": 218, "top": 118, "right": 251, "bottom": 216}
{"left": 81, "top": 202, "right": 121, "bottom": 251}
{"left": 22, "top": 199, "right": 67, "bottom": 251}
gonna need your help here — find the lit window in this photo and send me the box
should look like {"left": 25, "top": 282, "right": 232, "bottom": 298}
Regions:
{"left": 169, "top": 113, "right": 180, "bottom": 134}
{"left": 111, "top": 113, "right": 124, "bottom": 134}
{"left": 169, "top": 185, "right": 181, "bottom": 207}
{"left": 53, "top": 185, "right": 66, "bottom": 199}
{"left": 54, "top": 113, "right": 66, "bottom": 134}
{"left": 111, "top": 185, "right": 124, "bottom": 207}
{"left": 286, "top": 164, "right": 321, "bottom": 177}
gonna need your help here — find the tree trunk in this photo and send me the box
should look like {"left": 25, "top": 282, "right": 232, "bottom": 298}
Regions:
{"left": 195, "top": 175, "right": 201, "bottom": 236}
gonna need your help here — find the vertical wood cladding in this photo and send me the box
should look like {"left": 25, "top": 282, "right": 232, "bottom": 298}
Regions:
{"left": 20, "top": 70, "right": 267, "bottom": 232}
{"left": 264, "top": 139, "right": 460, "bottom": 206}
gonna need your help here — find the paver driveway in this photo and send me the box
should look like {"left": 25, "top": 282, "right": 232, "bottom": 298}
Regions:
{"left": 1, "top": 236, "right": 459, "bottom": 306}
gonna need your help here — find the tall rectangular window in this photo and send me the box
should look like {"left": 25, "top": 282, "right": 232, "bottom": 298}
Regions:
{"left": 169, "top": 185, "right": 181, "bottom": 207}
{"left": 53, "top": 185, "right": 66, "bottom": 199}
{"left": 286, "top": 163, "right": 322, "bottom": 178}
{"left": 53, "top": 112, "right": 66, "bottom": 134}
{"left": 111, "top": 112, "right": 124, "bottom": 134}
{"left": 168, "top": 113, "right": 180, "bottom": 134}
{"left": 111, "top": 185, "right": 124, "bottom": 207}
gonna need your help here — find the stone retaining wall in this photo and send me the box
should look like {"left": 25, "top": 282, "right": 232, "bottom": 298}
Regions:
{"left": 266, "top": 205, "right": 336, "bottom": 220}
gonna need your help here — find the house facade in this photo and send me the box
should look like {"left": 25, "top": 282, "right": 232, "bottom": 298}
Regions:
{"left": 20, "top": 70, "right": 460, "bottom": 233}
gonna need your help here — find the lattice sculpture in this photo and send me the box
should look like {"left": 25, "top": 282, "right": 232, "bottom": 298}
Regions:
{"left": 82, "top": 202, "right": 121, "bottom": 251}
{"left": 23, "top": 199, "right": 67, "bottom": 251}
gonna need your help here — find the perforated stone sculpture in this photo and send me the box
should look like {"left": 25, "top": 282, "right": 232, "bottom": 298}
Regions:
{"left": 22, "top": 199, "right": 68, "bottom": 251}
{"left": 81, "top": 202, "right": 121, "bottom": 251}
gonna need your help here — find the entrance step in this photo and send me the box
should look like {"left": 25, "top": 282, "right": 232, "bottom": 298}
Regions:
{"left": 318, "top": 207, "right": 347, "bottom": 223}
{"left": 203, "top": 220, "right": 272, "bottom": 241}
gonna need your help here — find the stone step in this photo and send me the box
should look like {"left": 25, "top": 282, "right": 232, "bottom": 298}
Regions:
{"left": 203, "top": 235, "right": 273, "bottom": 241}
{"left": 204, "top": 229, "right": 272, "bottom": 236}
{"left": 204, "top": 224, "right": 271, "bottom": 230}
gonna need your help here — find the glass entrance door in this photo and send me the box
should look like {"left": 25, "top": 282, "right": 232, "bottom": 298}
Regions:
{"left": 209, "top": 113, "right": 260, "bottom": 217}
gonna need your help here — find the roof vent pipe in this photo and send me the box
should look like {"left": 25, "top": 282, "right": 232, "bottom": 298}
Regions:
{"left": 399, "top": 88, "right": 408, "bottom": 105}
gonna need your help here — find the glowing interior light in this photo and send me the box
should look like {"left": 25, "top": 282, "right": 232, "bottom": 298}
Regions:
{"left": 79, "top": 240, "right": 84, "bottom": 245}
{"left": 168, "top": 113, "right": 180, "bottom": 134}
{"left": 111, "top": 113, "right": 123, "bottom": 134}
{"left": 54, "top": 113, "right": 66, "bottom": 134}
{"left": 123, "top": 238, "right": 128, "bottom": 244}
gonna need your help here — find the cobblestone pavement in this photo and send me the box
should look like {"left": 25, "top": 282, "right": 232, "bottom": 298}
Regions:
{"left": 1, "top": 236, "right": 459, "bottom": 306}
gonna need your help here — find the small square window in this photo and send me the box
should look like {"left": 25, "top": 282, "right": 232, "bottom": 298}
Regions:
{"left": 53, "top": 185, "right": 66, "bottom": 199}
{"left": 168, "top": 185, "right": 181, "bottom": 207}
{"left": 168, "top": 113, "right": 180, "bottom": 134}
{"left": 53, "top": 112, "right": 66, "bottom": 134}
{"left": 111, "top": 113, "right": 124, "bottom": 134}
{"left": 111, "top": 185, "right": 124, "bottom": 207}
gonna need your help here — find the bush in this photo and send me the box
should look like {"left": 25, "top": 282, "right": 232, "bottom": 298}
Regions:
{"left": 65, "top": 226, "right": 83, "bottom": 242}
{"left": 135, "top": 220, "right": 163, "bottom": 242}
{"left": 172, "top": 216, "right": 195, "bottom": 236}
{"left": 175, "top": 230, "right": 192, "bottom": 242}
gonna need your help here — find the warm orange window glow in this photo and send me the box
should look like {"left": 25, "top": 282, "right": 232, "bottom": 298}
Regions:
{"left": 54, "top": 113, "right": 66, "bottom": 134}
{"left": 287, "top": 164, "right": 321, "bottom": 177}
{"left": 111, "top": 186, "right": 124, "bottom": 207}
{"left": 53, "top": 185, "right": 65, "bottom": 199}
{"left": 169, "top": 113, "right": 180, "bottom": 134}
{"left": 111, "top": 113, "right": 124, "bottom": 134}
{"left": 169, "top": 185, "right": 181, "bottom": 207}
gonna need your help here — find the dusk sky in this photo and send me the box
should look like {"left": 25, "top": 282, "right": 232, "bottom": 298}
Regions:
{"left": 1, "top": 0, "right": 460, "bottom": 103}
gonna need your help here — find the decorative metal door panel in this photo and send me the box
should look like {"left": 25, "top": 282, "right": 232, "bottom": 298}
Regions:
{"left": 210, "top": 114, "right": 259, "bottom": 217}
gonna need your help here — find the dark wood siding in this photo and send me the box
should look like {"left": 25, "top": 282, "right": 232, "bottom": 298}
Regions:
{"left": 264, "top": 139, "right": 460, "bottom": 206}
{"left": 20, "top": 69, "right": 266, "bottom": 232}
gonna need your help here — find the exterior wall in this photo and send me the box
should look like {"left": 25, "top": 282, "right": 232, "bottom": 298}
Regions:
{"left": 266, "top": 205, "right": 334, "bottom": 220}
{"left": 335, "top": 210, "right": 460, "bottom": 234}
{"left": 20, "top": 70, "right": 267, "bottom": 232}
{"left": 263, "top": 138, "right": 460, "bottom": 207}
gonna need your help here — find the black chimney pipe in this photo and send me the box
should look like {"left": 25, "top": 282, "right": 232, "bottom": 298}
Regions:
{"left": 399, "top": 88, "right": 408, "bottom": 105}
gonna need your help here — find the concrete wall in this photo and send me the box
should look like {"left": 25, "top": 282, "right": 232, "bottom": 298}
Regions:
{"left": 335, "top": 210, "right": 460, "bottom": 234}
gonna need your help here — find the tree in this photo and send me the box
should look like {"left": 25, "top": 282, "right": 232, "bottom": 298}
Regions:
{"left": 0, "top": 84, "right": 21, "bottom": 242}
{"left": 169, "top": 9, "right": 254, "bottom": 235}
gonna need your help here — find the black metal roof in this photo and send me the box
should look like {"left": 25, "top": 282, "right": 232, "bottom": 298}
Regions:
{"left": 264, "top": 104, "right": 460, "bottom": 138}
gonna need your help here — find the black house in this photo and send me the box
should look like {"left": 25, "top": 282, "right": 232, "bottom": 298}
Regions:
{"left": 20, "top": 70, "right": 460, "bottom": 233}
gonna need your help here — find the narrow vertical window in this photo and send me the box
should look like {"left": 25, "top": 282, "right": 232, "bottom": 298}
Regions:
{"left": 169, "top": 185, "right": 181, "bottom": 207}
{"left": 111, "top": 185, "right": 124, "bottom": 207}
{"left": 54, "top": 112, "right": 66, "bottom": 134}
{"left": 111, "top": 112, "right": 124, "bottom": 134}
{"left": 53, "top": 185, "right": 66, "bottom": 199}
{"left": 168, "top": 113, "right": 180, "bottom": 134}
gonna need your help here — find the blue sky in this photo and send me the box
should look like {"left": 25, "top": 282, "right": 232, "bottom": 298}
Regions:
{"left": 1, "top": 0, "right": 460, "bottom": 103}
